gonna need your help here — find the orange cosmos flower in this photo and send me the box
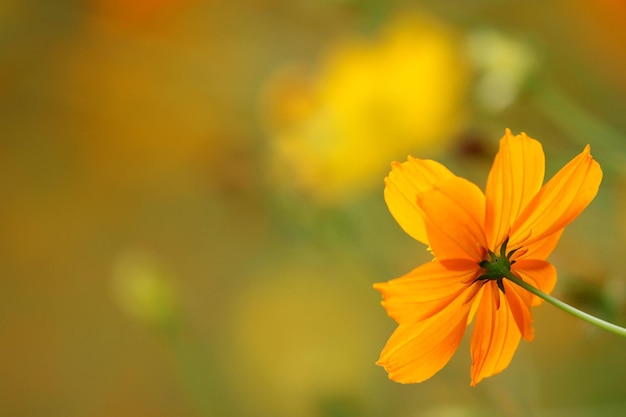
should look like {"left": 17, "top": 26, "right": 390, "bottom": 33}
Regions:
{"left": 375, "top": 129, "right": 602, "bottom": 386}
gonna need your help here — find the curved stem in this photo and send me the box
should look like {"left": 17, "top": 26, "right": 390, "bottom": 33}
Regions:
{"left": 503, "top": 271, "right": 626, "bottom": 337}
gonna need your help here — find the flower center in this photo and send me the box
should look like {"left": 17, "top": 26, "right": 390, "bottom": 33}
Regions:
{"left": 476, "top": 237, "right": 520, "bottom": 293}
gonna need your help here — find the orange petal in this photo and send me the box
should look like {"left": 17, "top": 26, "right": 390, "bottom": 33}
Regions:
{"left": 510, "top": 145, "right": 602, "bottom": 248}
{"left": 377, "top": 288, "right": 472, "bottom": 383}
{"left": 418, "top": 176, "right": 488, "bottom": 261}
{"left": 470, "top": 282, "right": 522, "bottom": 386}
{"left": 384, "top": 157, "right": 456, "bottom": 246}
{"left": 503, "top": 280, "right": 534, "bottom": 341}
{"left": 519, "top": 229, "right": 563, "bottom": 261}
{"left": 484, "top": 130, "right": 545, "bottom": 249}
{"left": 513, "top": 259, "right": 557, "bottom": 306}
{"left": 374, "top": 259, "right": 477, "bottom": 324}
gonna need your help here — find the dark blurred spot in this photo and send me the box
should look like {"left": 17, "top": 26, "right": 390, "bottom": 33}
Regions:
{"left": 452, "top": 130, "right": 492, "bottom": 159}
{"left": 564, "top": 276, "right": 617, "bottom": 321}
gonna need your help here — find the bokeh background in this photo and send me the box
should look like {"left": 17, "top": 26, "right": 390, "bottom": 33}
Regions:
{"left": 2, "top": 0, "right": 626, "bottom": 416}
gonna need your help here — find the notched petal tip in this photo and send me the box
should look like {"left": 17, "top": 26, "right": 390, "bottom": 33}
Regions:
{"left": 373, "top": 282, "right": 396, "bottom": 306}
{"left": 388, "top": 156, "right": 417, "bottom": 169}
{"left": 502, "top": 128, "right": 533, "bottom": 141}
{"left": 501, "top": 128, "right": 537, "bottom": 144}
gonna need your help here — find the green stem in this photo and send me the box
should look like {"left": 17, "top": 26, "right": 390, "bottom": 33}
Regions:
{"left": 529, "top": 82, "right": 626, "bottom": 175}
{"left": 503, "top": 270, "right": 626, "bottom": 337}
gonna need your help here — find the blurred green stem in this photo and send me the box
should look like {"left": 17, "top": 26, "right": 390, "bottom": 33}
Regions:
{"left": 163, "top": 324, "right": 228, "bottom": 417}
{"left": 503, "top": 270, "right": 626, "bottom": 337}
{"left": 529, "top": 82, "right": 626, "bottom": 174}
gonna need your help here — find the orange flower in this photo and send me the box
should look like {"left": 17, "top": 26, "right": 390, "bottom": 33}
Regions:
{"left": 374, "top": 129, "right": 602, "bottom": 386}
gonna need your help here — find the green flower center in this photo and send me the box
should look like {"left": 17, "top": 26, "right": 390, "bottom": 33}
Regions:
{"left": 476, "top": 237, "right": 519, "bottom": 293}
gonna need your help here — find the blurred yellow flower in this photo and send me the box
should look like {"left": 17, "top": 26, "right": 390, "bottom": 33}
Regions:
{"left": 375, "top": 129, "right": 602, "bottom": 385}
{"left": 263, "top": 14, "right": 469, "bottom": 202}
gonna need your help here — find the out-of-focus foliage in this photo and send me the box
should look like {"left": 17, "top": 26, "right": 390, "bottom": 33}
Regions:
{"left": 1, "top": 1, "right": 625, "bottom": 416}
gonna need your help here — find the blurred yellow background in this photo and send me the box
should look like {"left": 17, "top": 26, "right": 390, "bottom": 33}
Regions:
{"left": 1, "top": 0, "right": 626, "bottom": 416}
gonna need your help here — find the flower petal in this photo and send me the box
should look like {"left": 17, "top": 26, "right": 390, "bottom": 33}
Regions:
{"left": 513, "top": 259, "right": 557, "bottom": 306}
{"left": 519, "top": 229, "right": 563, "bottom": 261}
{"left": 484, "top": 130, "right": 545, "bottom": 249}
{"left": 374, "top": 259, "right": 477, "bottom": 324}
{"left": 510, "top": 145, "right": 602, "bottom": 248}
{"left": 384, "top": 157, "right": 456, "bottom": 246}
{"left": 503, "top": 280, "right": 534, "bottom": 341}
{"left": 419, "top": 176, "right": 488, "bottom": 261}
{"left": 377, "top": 288, "right": 472, "bottom": 383}
{"left": 470, "top": 282, "right": 522, "bottom": 386}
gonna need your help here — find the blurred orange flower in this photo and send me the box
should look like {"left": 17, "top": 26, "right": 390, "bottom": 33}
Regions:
{"left": 263, "top": 14, "right": 469, "bottom": 202}
{"left": 556, "top": 0, "right": 626, "bottom": 93}
{"left": 375, "top": 129, "right": 602, "bottom": 385}
{"left": 90, "top": 0, "right": 197, "bottom": 29}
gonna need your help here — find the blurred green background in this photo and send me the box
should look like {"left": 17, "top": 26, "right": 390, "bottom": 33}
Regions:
{"left": 1, "top": 0, "right": 626, "bottom": 416}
